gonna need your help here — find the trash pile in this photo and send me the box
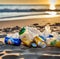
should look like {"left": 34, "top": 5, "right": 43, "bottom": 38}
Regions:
{"left": 4, "top": 24, "right": 60, "bottom": 48}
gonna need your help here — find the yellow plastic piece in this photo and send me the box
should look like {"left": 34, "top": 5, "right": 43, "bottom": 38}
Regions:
{"left": 55, "top": 41, "right": 60, "bottom": 47}
{"left": 22, "top": 38, "right": 32, "bottom": 46}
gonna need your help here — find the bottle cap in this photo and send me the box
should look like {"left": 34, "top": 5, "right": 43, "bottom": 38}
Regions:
{"left": 19, "top": 27, "right": 26, "bottom": 35}
{"left": 31, "top": 43, "right": 37, "bottom": 48}
{"left": 50, "top": 40, "right": 56, "bottom": 46}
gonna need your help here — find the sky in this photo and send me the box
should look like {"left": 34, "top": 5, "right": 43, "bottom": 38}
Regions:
{"left": 0, "top": 0, "right": 49, "bottom": 4}
{"left": 0, "top": 0, "right": 59, "bottom": 5}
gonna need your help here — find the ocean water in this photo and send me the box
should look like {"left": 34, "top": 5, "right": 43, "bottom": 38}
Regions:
{"left": 0, "top": 4, "right": 48, "bottom": 21}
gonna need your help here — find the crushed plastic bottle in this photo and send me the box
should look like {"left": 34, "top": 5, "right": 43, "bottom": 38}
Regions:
{"left": 42, "top": 23, "right": 51, "bottom": 39}
{"left": 5, "top": 32, "right": 21, "bottom": 46}
{"left": 25, "top": 26, "right": 42, "bottom": 37}
{"left": 12, "top": 32, "right": 19, "bottom": 39}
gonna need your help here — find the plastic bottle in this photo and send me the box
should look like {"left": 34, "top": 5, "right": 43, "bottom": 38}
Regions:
{"left": 46, "top": 36, "right": 56, "bottom": 46}
{"left": 49, "top": 32, "right": 60, "bottom": 47}
{"left": 19, "top": 27, "right": 33, "bottom": 47}
{"left": 55, "top": 35, "right": 60, "bottom": 47}
{"left": 34, "top": 36, "right": 46, "bottom": 48}
{"left": 19, "top": 27, "right": 33, "bottom": 40}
